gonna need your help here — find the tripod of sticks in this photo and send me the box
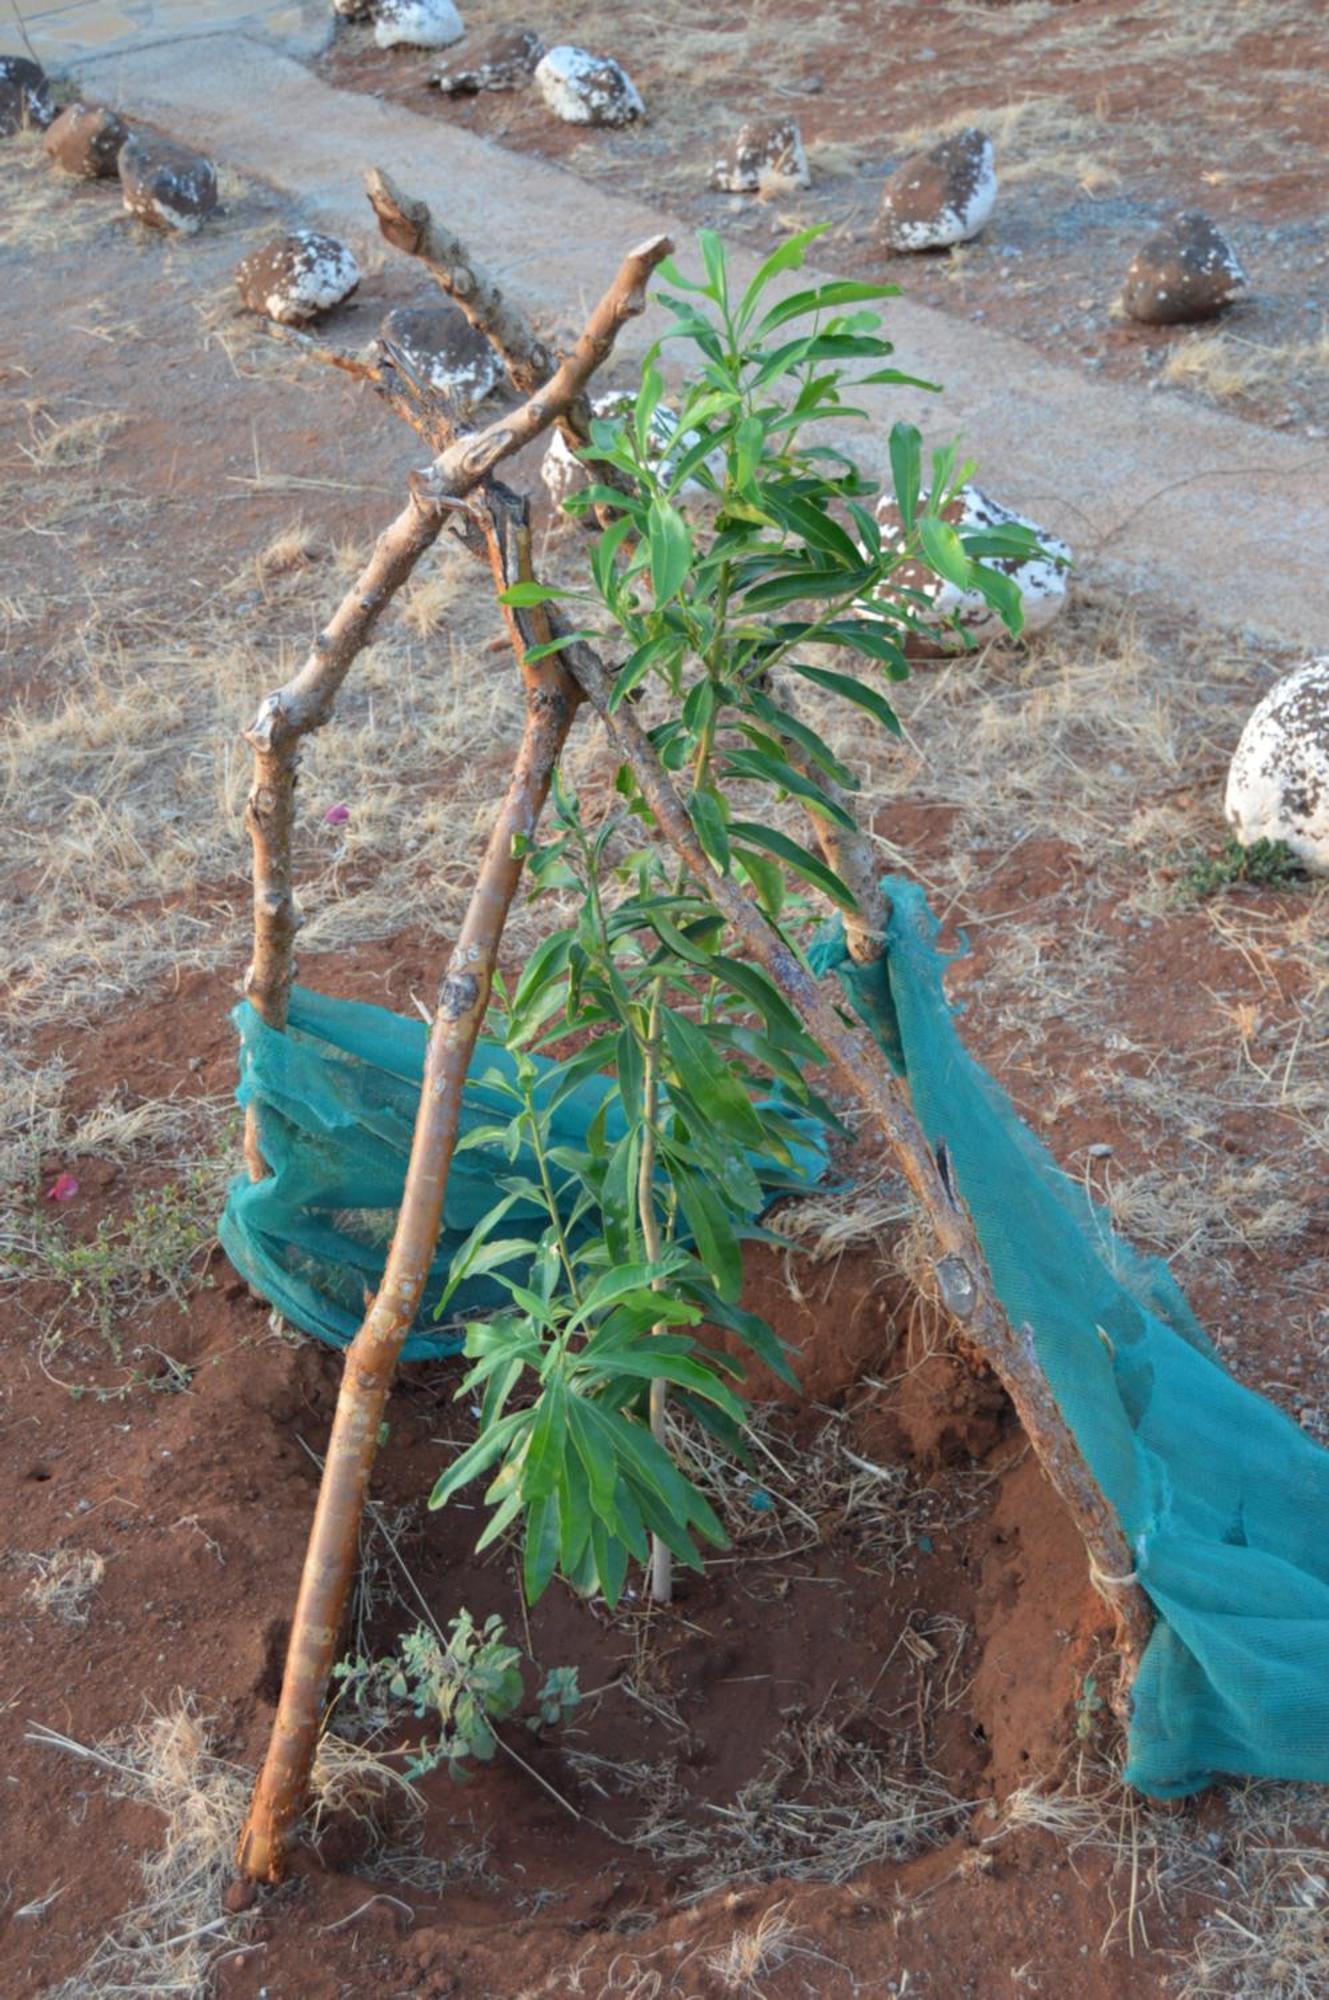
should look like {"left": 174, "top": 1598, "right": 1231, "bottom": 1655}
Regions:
{"left": 234, "top": 169, "right": 1151, "bottom": 1885}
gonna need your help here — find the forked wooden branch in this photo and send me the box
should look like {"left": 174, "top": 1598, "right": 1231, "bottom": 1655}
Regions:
{"left": 562, "top": 634, "right": 1153, "bottom": 1688}
{"left": 242, "top": 206, "right": 672, "bottom": 1170}
{"left": 236, "top": 225, "right": 670, "bottom": 1883}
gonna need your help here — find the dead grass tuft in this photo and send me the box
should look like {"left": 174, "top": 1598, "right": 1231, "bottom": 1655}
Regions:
{"left": 704, "top": 1900, "right": 814, "bottom": 1995}
{"left": 22, "top": 1548, "right": 106, "bottom": 1626}
{"left": 28, "top": 1699, "right": 251, "bottom": 1998}
{"left": 1160, "top": 330, "right": 1329, "bottom": 405}
{"left": 19, "top": 403, "right": 127, "bottom": 473}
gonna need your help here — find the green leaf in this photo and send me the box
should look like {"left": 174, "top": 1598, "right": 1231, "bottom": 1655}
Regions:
{"left": 647, "top": 496, "right": 693, "bottom": 606}
{"left": 728, "top": 821, "right": 859, "bottom": 910}
{"left": 755, "top": 277, "right": 899, "bottom": 337}
{"left": 735, "top": 224, "right": 828, "bottom": 329}
{"left": 522, "top": 1489, "right": 562, "bottom": 1603}
{"left": 429, "top": 1408, "right": 529, "bottom": 1510}
{"left": 888, "top": 422, "right": 922, "bottom": 532}
{"left": 521, "top": 1378, "right": 569, "bottom": 1503}
{"left": 787, "top": 661, "right": 901, "bottom": 735}
{"left": 689, "top": 787, "right": 731, "bottom": 872}
{"left": 675, "top": 1167, "right": 743, "bottom": 1302}
{"left": 722, "top": 748, "right": 857, "bottom": 828}
{"left": 661, "top": 1008, "right": 766, "bottom": 1147}
{"left": 918, "top": 513, "right": 974, "bottom": 591}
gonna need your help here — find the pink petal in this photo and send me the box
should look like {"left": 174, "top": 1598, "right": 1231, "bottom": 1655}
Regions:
{"left": 323, "top": 802, "right": 350, "bottom": 826}
{"left": 47, "top": 1173, "right": 79, "bottom": 1203}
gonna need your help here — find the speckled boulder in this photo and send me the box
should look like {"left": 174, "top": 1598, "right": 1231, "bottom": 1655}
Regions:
{"left": 118, "top": 132, "right": 217, "bottom": 233}
{"left": 236, "top": 231, "right": 360, "bottom": 325}
{"left": 44, "top": 101, "right": 128, "bottom": 178}
{"left": 0, "top": 54, "right": 54, "bottom": 135}
{"left": 711, "top": 117, "right": 810, "bottom": 194}
{"left": 870, "top": 484, "right": 1070, "bottom": 645}
{"left": 535, "top": 46, "right": 643, "bottom": 127}
{"left": 373, "top": 0, "right": 463, "bottom": 49}
{"left": 1122, "top": 212, "right": 1247, "bottom": 326}
{"left": 541, "top": 391, "right": 718, "bottom": 514}
{"left": 880, "top": 127, "right": 996, "bottom": 251}
{"left": 1226, "top": 658, "right": 1329, "bottom": 873}
{"left": 431, "top": 26, "right": 544, "bottom": 93}
{"left": 376, "top": 299, "right": 503, "bottom": 408}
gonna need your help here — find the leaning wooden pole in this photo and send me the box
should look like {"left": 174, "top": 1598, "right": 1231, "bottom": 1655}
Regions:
{"left": 236, "top": 224, "right": 672, "bottom": 1885}
{"left": 564, "top": 636, "right": 1154, "bottom": 1684}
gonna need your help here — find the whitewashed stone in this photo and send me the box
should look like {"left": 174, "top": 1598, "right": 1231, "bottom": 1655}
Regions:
{"left": 118, "top": 133, "right": 217, "bottom": 234}
{"left": 373, "top": 0, "right": 463, "bottom": 50}
{"left": 541, "top": 391, "right": 720, "bottom": 514}
{"left": 1123, "top": 212, "right": 1247, "bottom": 326}
{"left": 1226, "top": 658, "right": 1329, "bottom": 873}
{"left": 535, "top": 45, "right": 643, "bottom": 127}
{"left": 236, "top": 231, "right": 360, "bottom": 325}
{"left": 711, "top": 117, "right": 810, "bottom": 194}
{"left": 0, "top": 55, "right": 54, "bottom": 134}
{"left": 376, "top": 298, "right": 503, "bottom": 408}
{"left": 880, "top": 127, "right": 996, "bottom": 252}
{"left": 44, "top": 102, "right": 128, "bottom": 178}
{"left": 870, "top": 483, "right": 1070, "bottom": 644}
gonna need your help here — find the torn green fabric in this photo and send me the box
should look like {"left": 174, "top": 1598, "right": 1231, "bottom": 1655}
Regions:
{"left": 218, "top": 984, "right": 828, "bottom": 1363}
{"left": 812, "top": 876, "right": 1329, "bottom": 1797}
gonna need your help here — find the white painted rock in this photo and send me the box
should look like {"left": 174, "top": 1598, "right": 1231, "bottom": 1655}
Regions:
{"left": 711, "top": 117, "right": 810, "bottom": 194}
{"left": 376, "top": 298, "right": 503, "bottom": 408}
{"left": 0, "top": 54, "right": 54, "bottom": 135}
{"left": 535, "top": 46, "right": 643, "bottom": 127}
{"left": 373, "top": 0, "right": 463, "bottom": 50}
{"left": 1122, "top": 212, "right": 1247, "bottom": 325}
{"left": 431, "top": 26, "right": 544, "bottom": 93}
{"left": 1226, "top": 658, "right": 1329, "bottom": 873}
{"left": 44, "top": 101, "right": 129, "bottom": 178}
{"left": 870, "top": 484, "right": 1070, "bottom": 645}
{"left": 880, "top": 127, "right": 996, "bottom": 252}
{"left": 236, "top": 231, "right": 360, "bottom": 325}
{"left": 118, "top": 133, "right": 217, "bottom": 234}
{"left": 541, "top": 391, "right": 717, "bottom": 514}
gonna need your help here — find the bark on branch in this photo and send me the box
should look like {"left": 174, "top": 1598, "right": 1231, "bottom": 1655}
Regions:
{"left": 237, "top": 497, "right": 581, "bottom": 1883}
{"left": 563, "top": 636, "right": 1153, "bottom": 1687}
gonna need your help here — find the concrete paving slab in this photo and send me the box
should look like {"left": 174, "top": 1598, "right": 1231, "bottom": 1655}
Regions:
{"left": 56, "top": 29, "right": 1329, "bottom": 654}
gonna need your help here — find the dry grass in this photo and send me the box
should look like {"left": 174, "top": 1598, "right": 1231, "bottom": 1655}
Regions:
{"left": 704, "top": 1901, "right": 816, "bottom": 1995}
{"left": 18, "top": 403, "right": 127, "bottom": 473}
{"left": 28, "top": 1700, "right": 251, "bottom": 1998}
{"left": 21, "top": 1548, "right": 106, "bottom": 1626}
{"left": 997, "top": 1756, "right": 1329, "bottom": 1994}
{"left": 1160, "top": 330, "right": 1329, "bottom": 405}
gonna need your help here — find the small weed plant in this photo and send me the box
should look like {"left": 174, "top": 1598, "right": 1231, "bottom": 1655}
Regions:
{"left": 333, "top": 1610, "right": 582, "bottom": 1781}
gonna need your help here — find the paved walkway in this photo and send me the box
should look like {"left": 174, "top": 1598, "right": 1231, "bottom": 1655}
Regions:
{"left": 21, "top": 12, "right": 1329, "bottom": 652}
{"left": 13, "top": 0, "right": 326, "bottom": 61}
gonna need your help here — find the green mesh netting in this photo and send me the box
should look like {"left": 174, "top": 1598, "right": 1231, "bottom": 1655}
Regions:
{"left": 220, "top": 878, "right": 1329, "bottom": 1798}
{"left": 810, "top": 876, "right": 1329, "bottom": 1797}
{"left": 218, "top": 984, "right": 828, "bottom": 1362}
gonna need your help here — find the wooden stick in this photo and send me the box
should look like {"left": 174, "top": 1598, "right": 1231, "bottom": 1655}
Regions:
{"left": 562, "top": 635, "right": 1153, "bottom": 1686}
{"left": 236, "top": 227, "right": 671, "bottom": 1883}
{"left": 237, "top": 501, "right": 580, "bottom": 1883}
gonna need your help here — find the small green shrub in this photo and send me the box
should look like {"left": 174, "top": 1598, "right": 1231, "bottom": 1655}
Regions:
{"left": 1182, "top": 836, "right": 1304, "bottom": 898}
{"left": 332, "top": 1611, "right": 581, "bottom": 1782}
